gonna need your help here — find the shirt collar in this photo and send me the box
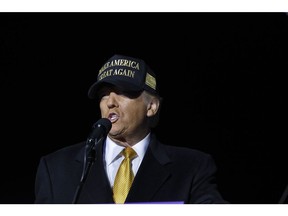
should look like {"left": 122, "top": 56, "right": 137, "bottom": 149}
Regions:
{"left": 105, "top": 133, "right": 151, "bottom": 166}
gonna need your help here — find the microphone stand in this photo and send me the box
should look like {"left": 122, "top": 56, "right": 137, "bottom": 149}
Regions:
{"left": 72, "top": 136, "right": 103, "bottom": 204}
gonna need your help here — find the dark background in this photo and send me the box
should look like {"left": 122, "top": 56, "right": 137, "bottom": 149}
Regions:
{"left": 1, "top": 12, "right": 287, "bottom": 204}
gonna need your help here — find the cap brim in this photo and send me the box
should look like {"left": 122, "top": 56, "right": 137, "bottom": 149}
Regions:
{"left": 88, "top": 79, "right": 143, "bottom": 99}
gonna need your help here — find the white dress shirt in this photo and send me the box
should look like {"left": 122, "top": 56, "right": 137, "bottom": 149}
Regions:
{"left": 104, "top": 133, "right": 150, "bottom": 187}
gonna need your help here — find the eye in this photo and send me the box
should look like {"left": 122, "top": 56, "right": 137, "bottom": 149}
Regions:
{"left": 121, "top": 90, "right": 142, "bottom": 99}
{"left": 97, "top": 88, "right": 111, "bottom": 100}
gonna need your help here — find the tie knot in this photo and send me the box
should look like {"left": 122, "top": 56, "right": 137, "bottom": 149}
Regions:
{"left": 122, "top": 147, "right": 137, "bottom": 159}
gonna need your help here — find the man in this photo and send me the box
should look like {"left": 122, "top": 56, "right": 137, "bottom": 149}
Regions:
{"left": 34, "top": 54, "right": 228, "bottom": 204}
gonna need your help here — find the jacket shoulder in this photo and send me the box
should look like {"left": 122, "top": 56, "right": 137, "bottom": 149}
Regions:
{"left": 42, "top": 141, "right": 86, "bottom": 163}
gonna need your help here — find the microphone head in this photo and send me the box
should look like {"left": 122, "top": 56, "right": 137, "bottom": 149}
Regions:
{"left": 93, "top": 118, "right": 112, "bottom": 136}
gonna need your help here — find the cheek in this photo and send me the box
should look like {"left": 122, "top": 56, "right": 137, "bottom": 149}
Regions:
{"left": 130, "top": 103, "right": 148, "bottom": 118}
{"left": 99, "top": 101, "right": 108, "bottom": 114}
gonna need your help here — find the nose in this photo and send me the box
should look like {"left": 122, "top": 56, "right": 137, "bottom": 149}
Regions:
{"left": 106, "top": 92, "right": 119, "bottom": 108}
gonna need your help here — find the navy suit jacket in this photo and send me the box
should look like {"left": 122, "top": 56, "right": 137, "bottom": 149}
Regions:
{"left": 34, "top": 134, "right": 227, "bottom": 204}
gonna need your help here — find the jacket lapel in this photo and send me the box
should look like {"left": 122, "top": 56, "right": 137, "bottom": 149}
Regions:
{"left": 126, "top": 135, "right": 172, "bottom": 203}
{"left": 76, "top": 139, "right": 114, "bottom": 204}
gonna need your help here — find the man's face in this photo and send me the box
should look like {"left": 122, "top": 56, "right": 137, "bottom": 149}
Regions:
{"left": 98, "top": 86, "right": 149, "bottom": 144}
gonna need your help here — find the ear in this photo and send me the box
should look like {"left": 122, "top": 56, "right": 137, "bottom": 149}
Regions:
{"left": 147, "top": 97, "right": 160, "bottom": 117}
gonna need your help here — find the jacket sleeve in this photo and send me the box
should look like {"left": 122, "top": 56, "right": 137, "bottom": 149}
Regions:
{"left": 34, "top": 156, "right": 54, "bottom": 204}
{"left": 188, "top": 154, "right": 228, "bottom": 204}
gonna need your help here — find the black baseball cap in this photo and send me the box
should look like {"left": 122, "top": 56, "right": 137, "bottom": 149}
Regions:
{"left": 88, "top": 54, "right": 159, "bottom": 99}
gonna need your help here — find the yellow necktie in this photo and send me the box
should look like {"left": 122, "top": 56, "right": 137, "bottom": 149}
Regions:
{"left": 113, "top": 147, "right": 137, "bottom": 204}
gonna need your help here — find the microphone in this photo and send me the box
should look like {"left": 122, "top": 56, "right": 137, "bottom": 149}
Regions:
{"left": 72, "top": 118, "right": 112, "bottom": 204}
{"left": 88, "top": 118, "right": 112, "bottom": 143}
{"left": 85, "top": 118, "right": 112, "bottom": 162}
